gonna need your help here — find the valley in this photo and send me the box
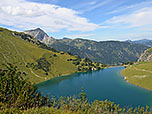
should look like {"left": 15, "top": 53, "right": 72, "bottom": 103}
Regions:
{"left": 1, "top": 27, "right": 152, "bottom": 90}
{"left": 1, "top": 0, "right": 152, "bottom": 113}
{"left": 0, "top": 27, "right": 152, "bottom": 113}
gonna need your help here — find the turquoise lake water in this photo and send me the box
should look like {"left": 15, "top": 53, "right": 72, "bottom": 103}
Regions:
{"left": 37, "top": 67, "right": 152, "bottom": 107}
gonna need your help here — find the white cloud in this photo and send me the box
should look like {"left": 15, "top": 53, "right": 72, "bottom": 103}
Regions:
{"left": 104, "top": 7, "right": 152, "bottom": 28}
{"left": 0, "top": 0, "right": 99, "bottom": 32}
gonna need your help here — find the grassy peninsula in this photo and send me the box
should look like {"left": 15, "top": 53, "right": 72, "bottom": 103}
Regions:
{"left": 122, "top": 61, "right": 152, "bottom": 90}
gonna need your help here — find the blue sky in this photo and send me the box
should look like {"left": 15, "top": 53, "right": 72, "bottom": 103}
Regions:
{"left": 0, "top": 0, "right": 152, "bottom": 41}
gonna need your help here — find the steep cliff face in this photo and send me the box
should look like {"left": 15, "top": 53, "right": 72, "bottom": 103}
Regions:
{"left": 138, "top": 47, "right": 152, "bottom": 62}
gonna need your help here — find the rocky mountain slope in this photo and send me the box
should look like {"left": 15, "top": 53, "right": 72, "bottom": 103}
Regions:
{"left": 138, "top": 47, "right": 152, "bottom": 62}
{"left": 24, "top": 28, "right": 56, "bottom": 44}
{"left": 25, "top": 28, "right": 149, "bottom": 65}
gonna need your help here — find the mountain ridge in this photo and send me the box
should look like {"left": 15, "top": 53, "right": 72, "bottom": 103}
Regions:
{"left": 24, "top": 28, "right": 149, "bottom": 65}
{"left": 125, "top": 39, "right": 152, "bottom": 47}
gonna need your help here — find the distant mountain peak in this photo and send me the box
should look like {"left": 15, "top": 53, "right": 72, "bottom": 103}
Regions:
{"left": 35, "top": 28, "right": 42, "bottom": 31}
{"left": 125, "top": 40, "right": 132, "bottom": 43}
{"left": 25, "top": 28, "right": 44, "bottom": 32}
{"left": 132, "top": 39, "right": 152, "bottom": 47}
{"left": 62, "top": 37, "right": 71, "bottom": 40}
{"left": 24, "top": 28, "right": 56, "bottom": 43}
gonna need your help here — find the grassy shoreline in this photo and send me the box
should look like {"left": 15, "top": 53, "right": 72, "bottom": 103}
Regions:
{"left": 37, "top": 68, "right": 105, "bottom": 85}
{"left": 121, "top": 63, "right": 152, "bottom": 90}
{"left": 121, "top": 70, "right": 152, "bottom": 92}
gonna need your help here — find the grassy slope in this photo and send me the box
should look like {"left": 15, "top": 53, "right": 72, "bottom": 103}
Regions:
{"left": 0, "top": 27, "right": 104, "bottom": 84}
{"left": 121, "top": 61, "right": 152, "bottom": 90}
{"left": 0, "top": 28, "right": 79, "bottom": 83}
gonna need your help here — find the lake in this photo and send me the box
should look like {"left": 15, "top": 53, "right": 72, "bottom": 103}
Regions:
{"left": 37, "top": 67, "right": 152, "bottom": 107}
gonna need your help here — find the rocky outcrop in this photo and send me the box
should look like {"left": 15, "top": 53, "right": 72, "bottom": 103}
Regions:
{"left": 42, "top": 36, "right": 56, "bottom": 44}
{"left": 138, "top": 47, "right": 152, "bottom": 62}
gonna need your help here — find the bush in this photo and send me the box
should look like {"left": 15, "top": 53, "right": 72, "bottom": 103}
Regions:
{"left": 0, "top": 64, "right": 46, "bottom": 110}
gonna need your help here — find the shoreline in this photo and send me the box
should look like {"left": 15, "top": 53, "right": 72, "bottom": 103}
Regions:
{"left": 37, "top": 66, "right": 130, "bottom": 85}
{"left": 37, "top": 67, "right": 105, "bottom": 85}
{"left": 38, "top": 66, "right": 126, "bottom": 85}
{"left": 37, "top": 71, "right": 77, "bottom": 85}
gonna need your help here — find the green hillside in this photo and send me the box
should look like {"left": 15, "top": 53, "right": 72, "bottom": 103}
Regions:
{"left": 122, "top": 61, "right": 152, "bottom": 90}
{"left": 0, "top": 27, "right": 104, "bottom": 84}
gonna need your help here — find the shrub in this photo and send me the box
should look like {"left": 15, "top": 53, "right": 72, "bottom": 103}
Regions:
{"left": 0, "top": 64, "right": 46, "bottom": 109}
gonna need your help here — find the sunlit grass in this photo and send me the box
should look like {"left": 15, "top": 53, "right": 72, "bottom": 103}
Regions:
{"left": 122, "top": 61, "right": 152, "bottom": 90}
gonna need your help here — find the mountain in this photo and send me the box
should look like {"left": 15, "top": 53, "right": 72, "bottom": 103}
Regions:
{"left": 49, "top": 39, "right": 148, "bottom": 65}
{"left": 24, "top": 28, "right": 56, "bottom": 44}
{"left": 0, "top": 27, "right": 104, "bottom": 83}
{"left": 24, "top": 28, "right": 149, "bottom": 65}
{"left": 131, "top": 39, "right": 152, "bottom": 47}
{"left": 138, "top": 47, "right": 152, "bottom": 62}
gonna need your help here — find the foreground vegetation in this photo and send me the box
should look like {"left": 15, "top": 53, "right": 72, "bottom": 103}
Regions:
{"left": 0, "top": 64, "right": 151, "bottom": 113}
{"left": 0, "top": 27, "right": 104, "bottom": 84}
{"left": 122, "top": 61, "right": 152, "bottom": 90}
